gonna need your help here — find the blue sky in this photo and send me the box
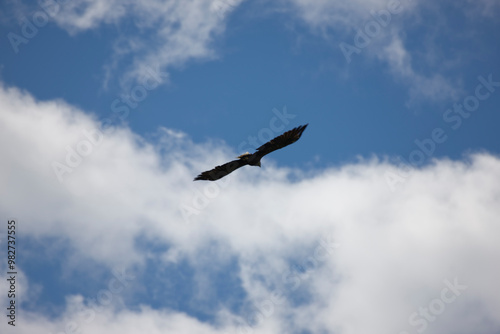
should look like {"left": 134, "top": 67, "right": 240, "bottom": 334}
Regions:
{"left": 1, "top": 1, "right": 500, "bottom": 334}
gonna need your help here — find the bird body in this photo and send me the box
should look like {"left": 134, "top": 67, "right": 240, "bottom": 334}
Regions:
{"left": 237, "top": 152, "right": 261, "bottom": 166}
{"left": 194, "top": 124, "right": 308, "bottom": 181}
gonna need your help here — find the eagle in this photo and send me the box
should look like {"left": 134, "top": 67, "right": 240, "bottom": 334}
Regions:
{"left": 194, "top": 124, "right": 308, "bottom": 181}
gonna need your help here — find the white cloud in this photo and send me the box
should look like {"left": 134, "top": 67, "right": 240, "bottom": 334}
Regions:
{"left": 45, "top": 0, "right": 245, "bottom": 90}
{"left": 287, "top": 0, "right": 397, "bottom": 28}
{"left": 10, "top": 0, "right": 493, "bottom": 101}
{"left": 1, "top": 83, "right": 500, "bottom": 333}
{"left": 285, "top": 0, "right": 500, "bottom": 102}
{"left": 50, "top": 0, "right": 125, "bottom": 32}
{"left": 379, "top": 33, "right": 460, "bottom": 103}
{"left": 5, "top": 0, "right": 496, "bottom": 105}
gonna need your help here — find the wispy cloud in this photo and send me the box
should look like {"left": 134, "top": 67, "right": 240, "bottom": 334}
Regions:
{"left": 284, "top": 0, "right": 500, "bottom": 103}
{"left": 7, "top": 0, "right": 495, "bottom": 102}
{"left": 42, "top": 0, "right": 245, "bottom": 90}
{"left": 379, "top": 33, "right": 461, "bottom": 103}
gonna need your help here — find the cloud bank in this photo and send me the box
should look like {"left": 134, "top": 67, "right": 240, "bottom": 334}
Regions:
{"left": 1, "top": 83, "right": 500, "bottom": 333}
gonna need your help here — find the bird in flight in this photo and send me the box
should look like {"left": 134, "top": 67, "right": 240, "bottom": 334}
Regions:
{"left": 194, "top": 124, "right": 308, "bottom": 181}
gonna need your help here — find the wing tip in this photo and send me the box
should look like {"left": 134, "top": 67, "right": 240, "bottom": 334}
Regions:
{"left": 295, "top": 123, "right": 308, "bottom": 136}
{"left": 193, "top": 174, "right": 212, "bottom": 181}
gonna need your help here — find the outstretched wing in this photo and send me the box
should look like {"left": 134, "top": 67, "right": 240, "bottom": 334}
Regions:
{"left": 194, "top": 159, "right": 248, "bottom": 181}
{"left": 255, "top": 124, "right": 308, "bottom": 158}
